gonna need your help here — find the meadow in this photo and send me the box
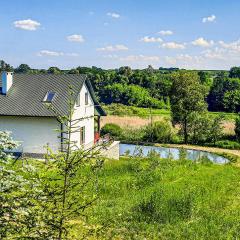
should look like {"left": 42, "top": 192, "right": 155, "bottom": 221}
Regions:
{"left": 69, "top": 156, "right": 240, "bottom": 239}
{"left": 102, "top": 104, "right": 236, "bottom": 136}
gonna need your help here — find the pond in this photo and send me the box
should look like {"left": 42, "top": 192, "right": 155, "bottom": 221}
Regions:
{"left": 120, "top": 143, "right": 229, "bottom": 164}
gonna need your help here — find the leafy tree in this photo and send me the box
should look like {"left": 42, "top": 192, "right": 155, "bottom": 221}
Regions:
{"left": 187, "top": 113, "right": 223, "bottom": 145}
{"left": 15, "top": 64, "right": 31, "bottom": 73}
{"left": 208, "top": 73, "right": 240, "bottom": 112}
{"left": 223, "top": 90, "right": 240, "bottom": 112}
{"left": 0, "top": 60, "right": 13, "bottom": 71}
{"left": 235, "top": 116, "right": 240, "bottom": 141}
{"left": 170, "top": 71, "right": 207, "bottom": 143}
{"left": 229, "top": 66, "right": 240, "bottom": 78}
{"left": 36, "top": 87, "right": 105, "bottom": 239}
{"left": 198, "top": 71, "right": 212, "bottom": 86}
{"left": 47, "top": 66, "right": 61, "bottom": 74}
{"left": 0, "top": 132, "right": 42, "bottom": 239}
{"left": 68, "top": 68, "right": 79, "bottom": 74}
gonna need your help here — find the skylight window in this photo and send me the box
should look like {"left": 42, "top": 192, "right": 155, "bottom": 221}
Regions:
{"left": 43, "top": 91, "right": 56, "bottom": 103}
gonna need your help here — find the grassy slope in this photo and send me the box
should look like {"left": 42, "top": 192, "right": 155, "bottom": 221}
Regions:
{"left": 71, "top": 157, "right": 240, "bottom": 239}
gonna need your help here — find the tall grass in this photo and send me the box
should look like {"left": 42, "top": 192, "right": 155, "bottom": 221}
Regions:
{"left": 72, "top": 157, "right": 240, "bottom": 239}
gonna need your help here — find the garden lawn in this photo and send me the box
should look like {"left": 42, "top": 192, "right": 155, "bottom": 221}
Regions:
{"left": 69, "top": 157, "right": 240, "bottom": 239}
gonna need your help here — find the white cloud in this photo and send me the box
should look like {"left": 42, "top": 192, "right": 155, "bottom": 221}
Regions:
{"left": 66, "top": 53, "right": 79, "bottom": 57}
{"left": 97, "top": 44, "right": 128, "bottom": 52}
{"left": 202, "top": 48, "right": 226, "bottom": 60}
{"left": 158, "top": 30, "right": 173, "bottom": 36}
{"left": 14, "top": 19, "right": 41, "bottom": 31}
{"left": 67, "top": 34, "right": 85, "bottom": 43}
{"left": 140, "top": 36, "right": 163, "bottom": 43}
{"left": 120, "top": 55, "right": 160, "bottom": 62}
{"left": 37, "top": 50, "right": 79, "bottom": 57}
{"left": 107, "top": 12, "right": 120, "bottom": 18}
{"left": 192, "top": 37, "right": 214, "bottom": 47}
{"left": 161, "top": 42, "right": 185, "bottom": 49}
{"left": 165, "top": 54, "right": 204, "bottom": 68}
{"left": 202, "top": 15, "right": 216, "bottom": 23}
{"left": 219, "top": 39, "right": 240, "bottom": 52}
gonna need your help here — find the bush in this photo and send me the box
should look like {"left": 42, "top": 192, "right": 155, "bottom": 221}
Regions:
{"left": 121, "top": 127, "right": 146, "bottom": 142}
{"left": 100, "top": 123, "right": 123, "bottom": 138}
{"left": 212, "top": 140, "right": 240, "bottom": 150}
{"left": 235, "top": 116, "right": 240, "bottom": 141}
{"left": 143, "top": 120, "right": 174, "bottom": 143}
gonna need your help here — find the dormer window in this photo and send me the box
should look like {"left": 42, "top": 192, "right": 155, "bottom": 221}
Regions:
{"left": 43, "top": 91, "right": 56, "bottom": 103}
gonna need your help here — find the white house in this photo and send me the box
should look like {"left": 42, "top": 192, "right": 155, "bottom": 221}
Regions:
{"left": 0, "top": 71, "right": 106, "bottom": 157}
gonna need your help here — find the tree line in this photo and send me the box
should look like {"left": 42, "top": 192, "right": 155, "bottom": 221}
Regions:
{"left": 1, "top": 60, "right": 240, "bottom": 113}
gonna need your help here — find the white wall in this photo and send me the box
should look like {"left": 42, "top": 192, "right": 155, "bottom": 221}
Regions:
{"left": 71, "top": 82, "right": 95, "bottom": 149}
{"left": 0, "top": 116, "right": 60, "bottom": 154}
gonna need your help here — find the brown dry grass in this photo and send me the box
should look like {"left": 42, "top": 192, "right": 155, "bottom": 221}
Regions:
{"left": 101, "top": 115, "right": 235, "bottom": 135}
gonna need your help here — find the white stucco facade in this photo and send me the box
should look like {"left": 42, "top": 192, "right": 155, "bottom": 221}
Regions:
{"left": 0, "top": 82, "right": 96, "bottom": 154}
{"left": 70, "top": 82, "right": 95, "bottom": 149}
{"left": 0, "top": 116, "right": 61, "bottom": 154}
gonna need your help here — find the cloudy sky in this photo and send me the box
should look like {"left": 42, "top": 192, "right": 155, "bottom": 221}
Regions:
{"left": 1, "top": 0, "right": 240, "bottom": 70}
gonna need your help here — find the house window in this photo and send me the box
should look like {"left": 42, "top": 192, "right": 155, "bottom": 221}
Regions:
{"left": 43, "top": 91, "right": 56, "bottom": 103}
{"left": 80, "top": 126, "right": 85, "bottom": 145}
{"left": 85, "top": 92, "right": 88, "bottom": 105}
{"left": 76, "top": 93, "right": 80, "bottom": 106}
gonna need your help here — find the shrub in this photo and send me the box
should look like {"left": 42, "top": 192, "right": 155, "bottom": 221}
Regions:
{"left": 235, "top": 116, "right": 240, "bottom": 141}
{"left": 212, "top": 140, "right": 240, "bottom": 150}
{"left": 120, "top": 127, "right": 146, "bottom": 142}
{"left": 143, "top": 120, "right": 174, "bottom": 143}
{"left": 100, "top": 123, "right": 123, "bottom": 138}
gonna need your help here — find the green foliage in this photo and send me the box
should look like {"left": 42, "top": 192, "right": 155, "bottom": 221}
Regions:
{"left": 100, "top": 123, "right": 123, "bottom": 137}
{"left": 187, "top": 113, "right": 224, "bottom": 145}
{"left": 102, "top": 83, "right": 166, "bottom": 108}
{"left": 103, "top": 103, "right": 170, "bottom": 117}
{"left": 229, "top": 66, "right": 240, "bottom": 78}
{"left": 143, "top": 120, "right": 174, "bottom": 143}
{"left": 223, "top": 90, "right": 240, "bottom": 112}
{"left": 235, "top": 115, "right": 240, "bottom": 141}
{"left": 47, "top": 66, "right": 61, "bottom": 74}
{"left": 81, "top": 157, "right": 240, "bottom": 239}
{"left": 170, "top": 71, "right": 207, "bottom": 143}
{"left": 210, "top": 140, "right": 240, "bottom": 150}
{"left": 15, "top": 64, "right": 31, "bottom": 73}
{"left": 208, "top": 73, "right": 240, "bottom": 112}
{"left": 0, "top": 132, "right": 42, "bottom": 239}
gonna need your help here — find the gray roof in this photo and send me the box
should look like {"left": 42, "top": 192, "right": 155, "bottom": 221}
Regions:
{"left": 0, "top": 73, "right": 106, "bottom": 117}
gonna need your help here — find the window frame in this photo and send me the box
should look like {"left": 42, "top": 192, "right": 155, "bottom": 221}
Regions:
{"left": 43, "top": 91, "right": 56, "bottom": 103}
{"left": 76, "top": 93, "right": 80, "bottom": 107}
{"left": 85, "top": 92, "right": 89, "bottom": 105}
{"left": 80, "top": 126, "right": 85, "bottom": 145}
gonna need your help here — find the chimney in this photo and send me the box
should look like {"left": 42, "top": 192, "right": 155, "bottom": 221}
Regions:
{"left": 1, "top": 71, "right": 13, "bottom": 94}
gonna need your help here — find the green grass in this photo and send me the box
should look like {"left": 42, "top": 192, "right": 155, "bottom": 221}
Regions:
{"left": 103, "top": 103, "right": 237, "bottom": 120}
{"left": 103, "top": 103, "right": 170, "bottom": 118}
{"left": 70, "top": 157, "right": 240, "bottom": 239}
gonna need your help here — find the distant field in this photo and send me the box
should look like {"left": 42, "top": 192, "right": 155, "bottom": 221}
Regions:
{"left": 101, "top": 104, "right": 236, "bottom": 134}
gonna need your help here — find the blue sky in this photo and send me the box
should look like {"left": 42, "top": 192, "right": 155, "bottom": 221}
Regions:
{"left": 1, "top": 0, "right": 240, "bottom": 70}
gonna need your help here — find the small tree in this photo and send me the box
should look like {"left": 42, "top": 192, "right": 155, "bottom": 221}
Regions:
{"left": 35, "top": 86, "right": 105, "bottom": 239}
{"left": 235, "top": 116, "right": 240, "bottom": 141}
{"left": 0, "top": 132, "right": 42, "bottom": 239}
{"left": 170, "top": 71, "right": 207, "bottom": 143}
